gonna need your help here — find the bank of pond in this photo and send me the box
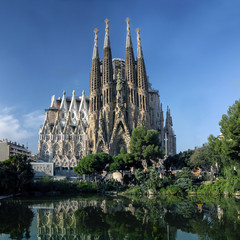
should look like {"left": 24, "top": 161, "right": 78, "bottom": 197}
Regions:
{"left": 0, "top": 194, "right": 240, "bottom": 240}
{"left": 17, "top": 173, "right": 240, "bottom": 198}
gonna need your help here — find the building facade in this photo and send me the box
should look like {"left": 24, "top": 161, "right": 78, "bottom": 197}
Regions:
{"left": 38, "top": 91, "right": 89, "bottom": 172}
{"left": 87, "top": 18, "right": 176, "bottom": 156}
{"left": 38, "top": 18, "right": 176, "bottom": 170}
{"left": 0, "top": 139, "right": 31, "bottom": 162}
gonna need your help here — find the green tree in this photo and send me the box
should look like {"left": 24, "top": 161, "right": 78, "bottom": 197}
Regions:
{"left": 0, "top": 201, "right": 34, "bottom": 239}
{"left": 189, "top": 146, "right": 213, "bottom": 169}
{"left": 0, "top": 155, "right": 34, "bottom": 194}
{"left": 207, "top": 99, "right": 240, "bottom": 177}
{"left": 174, "top": 178, "right": 192, "bottom": 191}
{"left": 164, "top": 149, "right": 194, "bottom": 170}
{"left": 130, "top": 126, "right": 163, "bottom": 168}
{"left": 74, "top": 153, "right": 113, "bottom": 180}
{"left": 219, "top": 99, "right": 240, "bottom": 167}
{"left": 208, "top": 134, "right": 226, "bottom": 176}
{"left": 109, "top": 148, "right": 139, "bottom": 173}
{"left": 175, "top": 167, "right": 194, "bottom": 180}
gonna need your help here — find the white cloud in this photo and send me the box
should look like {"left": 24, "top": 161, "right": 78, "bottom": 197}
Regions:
{"left": 23, "top": 110, "right": 45, "bottom": 129}
{"left": 0, "top": 108, "right": 45, "bottom": 142}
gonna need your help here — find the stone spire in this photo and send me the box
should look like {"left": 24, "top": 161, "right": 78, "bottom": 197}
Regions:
{"left": 126, "top": 17, "right": 132, "bottom": 48}
{"left": 60, "top": 91, "right": 67, "bottom": 110}
{"left": 104, "top": 19, "right": 110, "bottom": 48}
{"left": 136, "top": 28, "right": 148, "bottom": 90}
{"left": 69, "top": 90, "right": 77, "bottom": 111}
{"left": 125, "top": 18, "right": 136, "bottom": 86}
{"left": 90, "top": 29, "right": 101, "bottom": 96}
{"left": 50, "top": 95, "right": 57, "bottom": 108}
{"left": 164, "top": 106, "right": 176, "bottom": 156}
{"left": 92, "top": 28, "right": 99, "bottom": 60}
{"left": 79, "top": 90, "right": 88, "bottom": 115}
{"left": 165, "top": 106, "right": 173, "bottom": 129}
{"left": 160, "top": 103, "right": 164, "bottom": 125}
{"left": 102, "top": 18, "right": 113, "bottom": 87}
{"left": 136, "top": 28, "right": 143, "bottom": 58}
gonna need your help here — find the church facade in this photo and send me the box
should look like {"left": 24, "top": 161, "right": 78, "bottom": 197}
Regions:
{"left": 38, "top": 19, "right": 176, "bottom": 171}
{"left": 38, "top": 91, "right": 89, "bottom": 172}
{"left": 87, "top": 18, "right": 176, "bottom": 156}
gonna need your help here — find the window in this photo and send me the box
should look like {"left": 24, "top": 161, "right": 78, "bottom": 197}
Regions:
{"left": 72, "top": 113, "right": 74, "bottom": 118}
{"left": 62, "top": 113, "right": 65, "bottom": 118}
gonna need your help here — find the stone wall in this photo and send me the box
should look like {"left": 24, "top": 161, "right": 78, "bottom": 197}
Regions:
{"left": 31, "top": 162, "right": 54, "bottom": 177}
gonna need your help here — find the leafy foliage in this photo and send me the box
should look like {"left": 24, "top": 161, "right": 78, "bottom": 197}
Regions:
{"left": 0, "top": 154, "right": 34, "bottom": 194}
{"left": 207, "top": 99, "right": 240, "bottom": 177}
{"left": 134, "top": 168, "right": 163, "bottom": 193}
{"left": 175, "top": 167, "right": 194, "bottom": 180}
{"left": 109, "top": 148, "right": 138, "bottom": 172}
{"left": 0, "top": 201, "right": 34, "bottom": 239}
{"left": 219, "top": 99, "right": 240, "bottom": 165}
{"left": 189, "top": 146, "right": 214, "bottom": 169}
{"left": 174, "top": 178, "right": 192, "bottom": 191}
{"left": 74, "top": 152, "right": 113, "bottom": 176}
{"left": 164, "top": 149, "right": 194, "bottom": 170}
{"left": 130, "top": 126, "right": 163, "bottom": 167}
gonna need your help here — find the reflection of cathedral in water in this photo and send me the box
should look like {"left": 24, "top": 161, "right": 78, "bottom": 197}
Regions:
{"left": 37, "top": 200, "right": 102, "bottom": 240}
{"left": 35, "top": 198, "right": 227, "bottom": 240}
{"left": 37, "top": 200, "right": 79, "bottom": 240}
{"left": 36, "top": 199, "right": 141, "bottom": 240}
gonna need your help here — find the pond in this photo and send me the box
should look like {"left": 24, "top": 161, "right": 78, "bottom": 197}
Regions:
{"left": 0, "top": 195, "right": 240, "bottom": 240}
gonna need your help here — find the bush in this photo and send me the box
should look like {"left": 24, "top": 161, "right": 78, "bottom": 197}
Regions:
{"left": 160, "top": 185, "right": 183, "bottom": 196}
{"left": 175, "top": 178, "right": 192, "bottom": 191}
{"left": 190, "top": 177, "right": 240, "bottom": 196}
{"left": 31, "top": 178, "right": 99, "bottom": 194}
{"left": 77, "top": 182, "right": 98, "bottom": 193}
{"left": 124, "top": 186, "right": 143, "bottom": 195}
{"left": 175, "top": 167, "right": 194, "bottom": 180}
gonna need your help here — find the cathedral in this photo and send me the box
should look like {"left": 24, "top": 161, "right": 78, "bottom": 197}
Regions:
{"left": 38, "top": 19, "right": 176, "bottom": 172}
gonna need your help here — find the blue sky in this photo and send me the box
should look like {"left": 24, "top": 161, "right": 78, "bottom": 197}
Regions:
{"left": 0, "top": 0, "right": 240, "bottom": 154}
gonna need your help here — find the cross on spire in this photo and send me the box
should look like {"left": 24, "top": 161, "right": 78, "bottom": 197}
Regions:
{"left": 164, "top": 132, "right": 168, "bottom": 156}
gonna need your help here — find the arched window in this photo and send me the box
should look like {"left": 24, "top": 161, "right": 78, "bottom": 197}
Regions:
{"left": 53, "top": 144, "right": 60, "bottom": 157}
{"left": 64, "top": 143, "right": 72, "bottom": 156}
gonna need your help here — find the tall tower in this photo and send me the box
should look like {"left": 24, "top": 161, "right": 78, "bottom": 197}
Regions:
{"left": 125, "top": 18, "right": 138, "bottom": 131}
{"left": 88, "top": 28, "right": 101, "bottom": 152}
{"left": 164, "top": 106, "right": 176, "bottom": 155}
{"left": 136, "top": 28, "right": 150, "bottom": 128}
{"left": 101, "top": 19, "right": 114, "bottom": 144}
{"left": 86, "top": 18, "right": 176, "bottom": 156}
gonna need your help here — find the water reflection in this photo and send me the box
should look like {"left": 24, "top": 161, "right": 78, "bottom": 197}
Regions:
{"left": 0, "top": 201, "right": 33, "bottom": 239}
{"left": 1, "top": 196, "right": 240, "bottom": 240}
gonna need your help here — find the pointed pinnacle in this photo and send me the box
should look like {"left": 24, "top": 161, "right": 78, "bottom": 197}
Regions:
{"left": 126, "top": 17, "right": 130, "bottom": 32}
{"left": 136, "top": 28, "right": 141, "bottom": 43}
{"left": 105, "top": 19, "right": 110, "bottom": 32}
{"left": 94, "top": 28, "right": 99, "bottom": 43}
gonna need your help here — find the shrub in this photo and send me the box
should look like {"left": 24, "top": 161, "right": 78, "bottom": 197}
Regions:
{"left": 124, "top": 186, "right": 143, "bottom": 195}
{"left": 175, "top": 178, "right": 192, "bottom": 191}
{"left": 175, "top": 167, "right": 194, "bottom": 180}
{"left": 160, "top": 185, "right": 183, "bottom": 196}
